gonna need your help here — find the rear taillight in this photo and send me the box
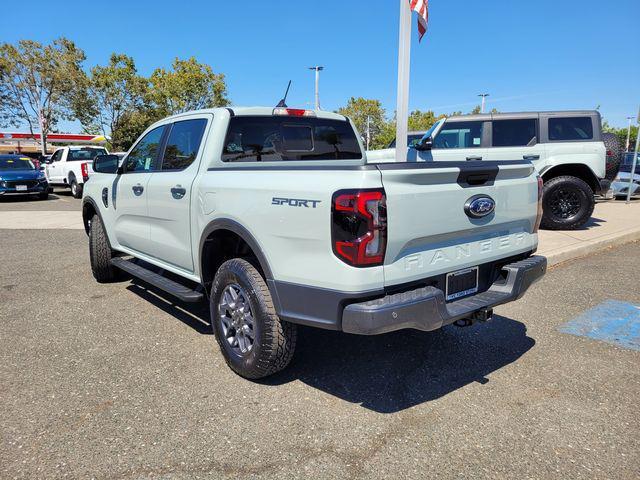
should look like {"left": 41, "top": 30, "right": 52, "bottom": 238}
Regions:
{"left": 533, "top": 175, "right": 543, "bottom": 233}
{"left": 81, "top": 162, "right": 89, "bottom": 181}
{"left": 331, "top": 189, "right": 387, "bottom": 267}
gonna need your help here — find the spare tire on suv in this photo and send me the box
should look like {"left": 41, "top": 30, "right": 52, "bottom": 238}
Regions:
{"left": 602, "top": 132, "right": 622, "bottom": 181}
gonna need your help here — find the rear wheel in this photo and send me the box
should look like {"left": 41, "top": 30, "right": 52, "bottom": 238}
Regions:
{"left": 89, "top": 214, "right": 118, "bottom": 282}
{"left": 541, "top": 175, "right": 595, "bottom": 230}
{"left": 70, "top": 178, "right": 83, "bottom": 199}
{"left": 210, "top": 258, "right": 296, "bottom": 379}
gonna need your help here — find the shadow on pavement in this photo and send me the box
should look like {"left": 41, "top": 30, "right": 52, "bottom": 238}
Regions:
{"left": 576, "top": 216, "right": 606, "bottom": 230}
{"left": 124, "top": 279, "right": 534, "bottom": 413}
{"left": 126, "top": 282, "right": 212, "bottom": 335}
{"left": 265, "top": 316, "right": 535, "bottom": 413}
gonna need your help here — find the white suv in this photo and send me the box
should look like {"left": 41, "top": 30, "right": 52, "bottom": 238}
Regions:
{"left": 368, "top": 111, "right": 609, "bottom": 230}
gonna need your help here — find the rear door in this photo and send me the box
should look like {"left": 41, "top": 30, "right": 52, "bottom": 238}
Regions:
{"left": 113, "top": 125, "right": 166, "bottom": 254}
{"left": 378, "top": 161, "right": 539, "bottom": 287}
{"left": 420, "top": 119, "right": 488, "bottom": 162}
{"left": 145, "top": 116, "right": 210, "bottom": 271}
{"left": 483, "top": 116, "right": 546, "bottom": 170}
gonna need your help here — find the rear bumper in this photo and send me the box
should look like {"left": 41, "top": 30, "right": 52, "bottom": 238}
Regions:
{"left": 596, "top": 178, "right": 613, "bottom": 198}
{"left": 342, "top": 255, "right": 547, "bottom": 335}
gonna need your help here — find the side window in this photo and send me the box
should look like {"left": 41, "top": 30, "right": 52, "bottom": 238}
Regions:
{"left": 52, "top": 150, "right": 62, "bottom": 162}
{"left": 548, "top": 117, "right": 593, "bottom": 141}
{"left": 161, "top": 119, "right": 207, "bottom": 171}
{"left": 492, "top": 119, "right": 537, "bottom": 147}
{"left": 433, "top": 121, "right": 483, "bottom": 149}
{"left": 124, "top": 126, "right": 165, "bottom": 173}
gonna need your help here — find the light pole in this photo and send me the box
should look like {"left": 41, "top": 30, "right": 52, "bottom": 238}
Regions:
{"left": 308, "top": 66, "right": 324, "bottom": 110}
{"left": 625, "top": 116, "right": 634, "bottom": 151}
{"left": 478, "top": 93, "right": 490, "bottom": 113}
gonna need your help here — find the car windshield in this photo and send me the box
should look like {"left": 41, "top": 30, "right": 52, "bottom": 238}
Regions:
{"left": 67, "top": 148, "right": 107, "bottom": 161}
{"left": 0, "top": 156, "right": 35, "bottom": 170}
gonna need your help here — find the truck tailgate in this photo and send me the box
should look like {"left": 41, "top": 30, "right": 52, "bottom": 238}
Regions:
{"left": 377, "top": 161, "right": 539, "bottom": 287}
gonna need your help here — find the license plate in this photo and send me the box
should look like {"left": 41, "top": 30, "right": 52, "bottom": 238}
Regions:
{"left": 15, "top": 185, "right": 27, "bottom": 191}
{"left": 446, "top": 267, "right": 479, "bottom": 301}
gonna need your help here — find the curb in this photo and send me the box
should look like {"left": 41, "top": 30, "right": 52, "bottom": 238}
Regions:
{"left": 544, "top": 228, "right": 640, "bottom": 267}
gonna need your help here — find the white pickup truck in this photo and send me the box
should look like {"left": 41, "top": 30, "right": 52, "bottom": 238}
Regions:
{"left": 82, "top": 107, "right": 546, "bottom": 379}
{"left": 45, "top": 146, "right": 108, "bottom": 198}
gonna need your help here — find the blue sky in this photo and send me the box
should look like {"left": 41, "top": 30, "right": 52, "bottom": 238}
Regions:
{"left": 1, "top": 0, "right": 638, "bottom": 130}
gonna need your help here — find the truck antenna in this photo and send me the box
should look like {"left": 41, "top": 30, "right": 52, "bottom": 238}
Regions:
{"left": 276, "top": 80, "right": 292, "bottom": 108}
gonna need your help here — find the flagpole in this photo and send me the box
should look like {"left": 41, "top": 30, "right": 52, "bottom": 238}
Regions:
{"left": 395, "top": 0, "right": 412, "bottom": 163}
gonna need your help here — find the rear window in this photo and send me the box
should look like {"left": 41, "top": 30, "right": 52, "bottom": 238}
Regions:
{"left": 221, "top": 116, "right": 362, "bottom": 162}
{"left": 492, "top": 119, "right": 537, "bottom": 147}
{"left": 548, "top": 117, "right": 593, "bottom": 141}
{"left": 68, "top": 148, "right": 108, "bottom": 161}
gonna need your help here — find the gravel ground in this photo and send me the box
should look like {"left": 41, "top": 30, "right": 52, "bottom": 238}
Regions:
{"left": 0, "top": 226, "right": 638, "bottom": 479}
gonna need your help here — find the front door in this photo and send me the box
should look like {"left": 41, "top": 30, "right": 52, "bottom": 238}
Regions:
{"left": 145, "top": 117, "right": 209, "bottom": 271}
{"left": 46, "top": 149, "right": 64, "bottom": 183}
{"left": 419, "top": 120, "right": 487, "bottom": 162}
{"left": 113, "top": 125, "right": 166, "bottom": 254}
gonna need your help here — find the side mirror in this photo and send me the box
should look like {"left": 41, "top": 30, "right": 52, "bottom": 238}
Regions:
{"left": 414, "top": 137, "right": 433, "bottom": 151}
{"left": 93, "top": 154, "right": 121, "bottom": 174}
{"left": 45, "top": 158, "right": 53, "bottom": 164}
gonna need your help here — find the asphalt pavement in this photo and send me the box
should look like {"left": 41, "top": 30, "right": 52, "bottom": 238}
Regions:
{"left": 0, "top": 203, "right": 639, "bottom": 479}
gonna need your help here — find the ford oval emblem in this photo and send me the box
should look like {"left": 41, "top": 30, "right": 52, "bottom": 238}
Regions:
{"left": 465, "top": 195, "right": 495, "bottom": 218}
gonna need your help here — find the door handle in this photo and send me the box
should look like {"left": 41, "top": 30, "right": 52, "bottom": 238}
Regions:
{"left": 523, "top": 155, "right": 540, "bottom": 160}
{"left": 466, "top": 156, "right": 483, "bottom": 161}
{"left": 171, "top": 185, "right": 186, "bottom": 199}
{"left": 132, "top": 184, "right": 144, "bottom": 196}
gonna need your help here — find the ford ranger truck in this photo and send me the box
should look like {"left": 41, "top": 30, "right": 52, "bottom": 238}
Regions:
{"left": 83, "top": 107, "right": 546, "bottom": 379}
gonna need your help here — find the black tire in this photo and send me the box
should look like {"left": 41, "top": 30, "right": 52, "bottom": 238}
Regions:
{"left": 541, "top": 175, "right": 595, "bottom": 230}
{"left": 38, "top": 191, "right": 49, "bottom": 200}
{"left": 210, "top": 258, "right": 297, "bottom": 379}
{"left": 89, "top": 214, "right": 118, "bottom": 282}
{"left": 70, "top": 177, "right": 83, "bottom": 199}
{"left": 602, "top": 132, "right": 622, "bottom": 181}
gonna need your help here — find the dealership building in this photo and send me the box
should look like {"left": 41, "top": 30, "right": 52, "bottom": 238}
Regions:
{"left": 0, "top": 132, "right": 108, "bottom": 158}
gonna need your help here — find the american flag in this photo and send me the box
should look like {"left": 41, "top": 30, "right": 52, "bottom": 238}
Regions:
{"left": 410, "top": 0, "right": 429, "bottom": 41}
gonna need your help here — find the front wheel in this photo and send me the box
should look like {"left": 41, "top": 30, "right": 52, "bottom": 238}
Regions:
{"left": 541, "top": 175, "right": 595, "bottom": 230}
{"left": 89, "top": 214, "right": 119, "bottom": 282}
{"left": 210, "top": 258, "right": 297, "bottom": 379}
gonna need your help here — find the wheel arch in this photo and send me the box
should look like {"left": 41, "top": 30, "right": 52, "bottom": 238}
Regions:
{"left": 199, "top": 219, "right": 274, "bottom": 295}
{"left": 540, "top": 164, "right": 599, "bottom": 193}
{"left": 82, "top": 197, "right": 113, "bottom": 250}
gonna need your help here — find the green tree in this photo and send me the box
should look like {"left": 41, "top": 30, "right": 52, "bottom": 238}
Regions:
{"left": 0, "top": 38, "right": 87, "bottom": 154}
{"left": 76, "top": 53, "right": 148, "bottom": 150}
{"left": 150, "top": 57, "right": 228, "bottom": 115}
{"left": 337, "top": 97, "right": 388, "bottom": 149}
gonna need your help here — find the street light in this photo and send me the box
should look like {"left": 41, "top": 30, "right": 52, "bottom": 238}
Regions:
{"left": 308, "top": 66, "right": 324, "bottom": 110}
{"left": 478, "top": 93, "right": 490, "bottom": 113}
{"left": 625, "top": 116, "right": 634, "bottom": 151}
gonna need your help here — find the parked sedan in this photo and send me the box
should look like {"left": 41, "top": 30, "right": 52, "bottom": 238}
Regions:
{"left": 611, "top": 153, "right": 640, "bottom": 199}
{"left": 0, "top": 155, "right": 49, "bottom": 200}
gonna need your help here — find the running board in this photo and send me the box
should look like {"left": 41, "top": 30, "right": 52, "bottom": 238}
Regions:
{"left": 110, "top": 257, "right": 204, "bottom": 303}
